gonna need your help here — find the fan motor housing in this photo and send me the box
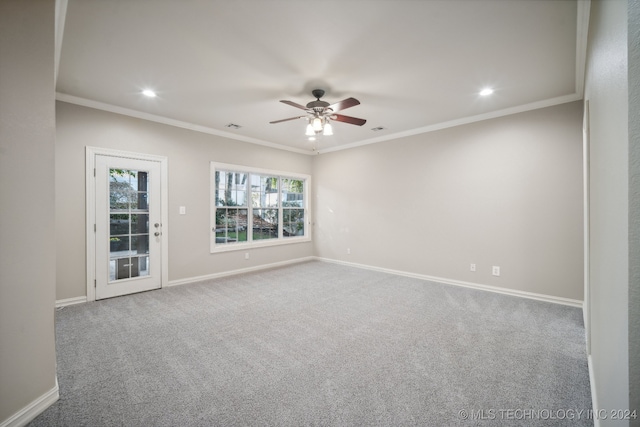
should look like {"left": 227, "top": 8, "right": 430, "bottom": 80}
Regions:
{"left": 307, "top": 89, "right": 330, "bottom": 110}
{"left": 307, "top": 103, "right": 330, "bottom": 113}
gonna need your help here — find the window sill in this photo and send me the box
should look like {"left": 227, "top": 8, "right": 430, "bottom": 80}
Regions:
{"left": 210, "top": 235, "right": 311, "bottom": 253}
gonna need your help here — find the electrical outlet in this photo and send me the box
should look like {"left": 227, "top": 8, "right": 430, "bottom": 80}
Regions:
{"left": 470, "top": 263, "right": 476, "bottom": 272}
{"left": 179, "top": 206, "right": 186, "bottom": 215}
{"left": 347, "top": 248, "right": 351, "bottom": 255}
{"left": 492, "top": 266, "right": 500, "bottom": 276}
{"left": 245, "top": 252, "right": 249, "bottom": 260}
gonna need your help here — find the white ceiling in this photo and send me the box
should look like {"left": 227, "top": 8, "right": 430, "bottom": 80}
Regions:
{"left": 56, "top": 0, "right": 587, "bottom": 154}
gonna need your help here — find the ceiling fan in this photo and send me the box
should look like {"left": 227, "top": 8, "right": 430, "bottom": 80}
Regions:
{"left": 270, "top": 89, "right": 366, "bottom": 136}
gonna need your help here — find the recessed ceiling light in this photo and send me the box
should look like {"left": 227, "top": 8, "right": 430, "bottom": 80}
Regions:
{"left": 479, "top": 88, "right": 494, "bottom": 96}
{"left": 142, "top": 89, "right": 157, "bottom": 98}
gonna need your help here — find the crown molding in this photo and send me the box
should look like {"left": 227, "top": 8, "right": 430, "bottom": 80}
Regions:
{"left": 316, "top": 93, "right": 582, "bottom": 154}
{"left": 55, "top": 93, "right": 314, "bottom": 155}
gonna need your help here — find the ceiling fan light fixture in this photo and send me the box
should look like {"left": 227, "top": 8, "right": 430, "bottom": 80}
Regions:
{"left": 312, "top": 117, "right": 323, "bottom": 132}
{"left": 323, "top": 122, "right": 333, "bottom": 136}
{"left": 305, "top": 123, "right": 315, "bottom": 136}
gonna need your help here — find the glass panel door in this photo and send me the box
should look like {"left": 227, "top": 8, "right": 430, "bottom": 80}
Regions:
{"left": 95, "top": 155, "right": 162, "bottom": 300}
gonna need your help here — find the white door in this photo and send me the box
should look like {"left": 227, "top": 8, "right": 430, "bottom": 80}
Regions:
{"left": 94, "top": 155, "right": 163, "bottom": 299}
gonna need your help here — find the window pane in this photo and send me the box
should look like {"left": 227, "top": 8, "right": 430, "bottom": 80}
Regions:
{"left": 110, "top": 169, "right": 149, "bottom": 211}
{"left": 109, "top": 259, "right": 116, "bottom": 281}
{"left": 283, "top": 209, "right": 305, "bottom": 237}
{"left": 110, "top": 235, "right": 129, "bottom": 254}
{"left": 251, "top": 175, "right": 278, "bottom": 208}
{"left": 232, "top": 189, "right": 246, "bottom": 206}
{"left": 253, "top": 209, "right": 278, "bottom": 240}
{"left": 282, "top": 179, "right": 304, "bottom": 208}
{"left": 215, "top": 208, "right": 248, "bottom": 244}
{"left": 230, "top": 209, "right": 247, "bottom": 242}
{"left": 110, "top": 183, "right": 134, "bottom": 210}
{"left": 110, "top": 214, "right": 129, "bottom": 235}
{"left": 131, "top": 214, "right": 149, "bottom": 234}
{"left": 215, "top": 171, "right": 225, "bottom": 206}
{"left": 283, "top": 193, "right": 303, "bottom": 208}
{"left": 216, "top": 171, "right": 248, "bottom": 207}
{"left": 138, "top": 256, "right": 150, "bottom": 277}
{"left": 215, "top": 209, "right": 232, "bottom": 243}
{"left": 115, "top": 257, "right": 139, "bottom": 280}
{"left": 132, "top": 192, "right": 149, "bottom": 211}
{"left": 130, "top": 235, "right": 149, "bottom": 255}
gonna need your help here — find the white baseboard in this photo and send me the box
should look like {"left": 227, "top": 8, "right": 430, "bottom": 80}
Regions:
{"left": 167, "top": 256, "right": 315, "bottom": 287}
{"left": 55, "top": 296, "right": 87, "bottom": 308}
{"left": 55, "top": 257, "right": 316, "bottom": 304}
{"left": 56, "top": 256, "right": 584, "bottom": 308}
{"left": 315, "top": 257, "right": 584, "bottom": 307}
{"left": 0, "top": 378, "right": 58, "bottom": 427}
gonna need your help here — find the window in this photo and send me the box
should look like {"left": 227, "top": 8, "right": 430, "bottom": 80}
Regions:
{"left": 281, "top": 178, "right": 305, "bottom": 237}
{"left": 211, "top": 163, "right": 310, "bottom": 252}
{"left": 251, "top": 174, "right": 278, "bottom": 241}
{"left": 213, "top": 171, "right": 248, "bottom": 244}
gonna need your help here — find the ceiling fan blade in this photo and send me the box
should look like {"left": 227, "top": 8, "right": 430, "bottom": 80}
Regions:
{"left": 280, "top": 100, "right": 308, "bottom": 110}
{"left": 327, "top": 97, "right": 360, "bottom": 112}
{"left": 270, "top": 116, "right": 306, "bottom": 124}
{"left": 331, "top": 114, "right": 367, "bottom": 126}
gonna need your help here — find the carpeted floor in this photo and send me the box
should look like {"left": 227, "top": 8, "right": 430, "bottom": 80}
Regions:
{"left": 30, "top": 261, "right": 592, "bottom": 426}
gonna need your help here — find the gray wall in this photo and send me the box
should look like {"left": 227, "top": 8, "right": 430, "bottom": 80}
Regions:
{"left": 628, "top": 0, "right": 639, "bottom": 423}
{"left": 313, "top": 102, "right": 584, "bottom": 301}
{"left": 0, "top": 0, "right": 58, "bottom": 424}
{"left": 55, "top": 102, "right": 314, "bottom": 300}
{"left": 57, "top": 101, "right": 585, "bottom": 303}
{"left": 584, "top": 0, "right": 633, "bottom": 421}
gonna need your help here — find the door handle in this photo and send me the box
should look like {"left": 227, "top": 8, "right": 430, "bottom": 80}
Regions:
{"left": 154, "top": 232, "right": 161, "bottom": 237}
{"left": 154, "top": 223, "right": 161, "bottom": 228}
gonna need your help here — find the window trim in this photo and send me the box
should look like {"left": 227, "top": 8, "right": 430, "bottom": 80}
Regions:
{"left": 210, "top": 162, "right": 311, "bottom": 253}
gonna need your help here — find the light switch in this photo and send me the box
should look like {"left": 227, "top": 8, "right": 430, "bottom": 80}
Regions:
{"left": 179, "top": 206, "right": 186, "bottom": 215}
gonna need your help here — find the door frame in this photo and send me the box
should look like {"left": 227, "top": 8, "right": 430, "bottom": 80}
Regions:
{"left": 86, "top": 146, "right": 168, "bottom": 302}
{"left": 582, "top": 100, "right": 591, "bottom": 355}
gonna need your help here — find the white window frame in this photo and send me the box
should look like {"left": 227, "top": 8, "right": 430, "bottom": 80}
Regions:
{"left": 210, "top": 162, "right": 311, "bottom": 253}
